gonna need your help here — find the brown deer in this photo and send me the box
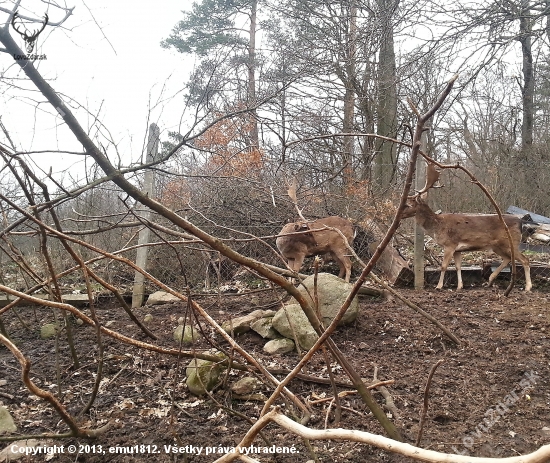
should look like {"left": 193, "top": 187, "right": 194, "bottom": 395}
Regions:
{"left": 401, "top": 162, "right": 532, "bottom": 291}
{"left": 276, "top": 216, "right": 354, "bottom": 282}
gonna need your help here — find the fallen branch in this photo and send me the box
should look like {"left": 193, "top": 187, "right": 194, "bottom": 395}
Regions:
{"left": 215, "top": 408, "right": 550, "bottom": 463}
{"left": 416, "top": 359, "right": 444, "bottom": 446}
{"left": 372, "top": 365, "right": 401, "bottom": 420}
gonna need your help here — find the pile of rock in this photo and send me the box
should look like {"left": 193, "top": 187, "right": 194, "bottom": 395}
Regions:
{"left": 176, "top": 273, "right": 359, "bottom": 395}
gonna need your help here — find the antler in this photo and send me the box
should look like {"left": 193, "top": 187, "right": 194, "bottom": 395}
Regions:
{"left": 11, "top": 11, "right": 48, "bottom": 53}
{"left": 287, "top": 178, "right": 308, "bottom": 222}
{"left": 11, "top": 12, "right": 26, "bottom": 38}
{"left": 410, "top": 161, "right": 444, "bottom": 198}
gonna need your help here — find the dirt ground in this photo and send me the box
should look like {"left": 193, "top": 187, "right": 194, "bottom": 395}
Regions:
{"left": 1, "top": 280, "right": 549, "bottom": 462}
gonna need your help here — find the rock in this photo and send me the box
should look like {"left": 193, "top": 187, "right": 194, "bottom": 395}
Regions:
{"left": 0, "top": 440, "right": 39, "bottom": 462}
{"left": 0, "top": 406, "right": 16, "bottom": 434}
{"left": 40, "top": 324, "right": 58, "bottom": 339}
{"left": 250, "top": 317, "right": 280, "bottom": 339}
{"left": 147, "top": 291, "right": 181, "bottom": 305}
{"left": 272, "top": 305, "right": 318, "bottom": 350}
{"left": 174, "top": 325, "right": 200, "bottom": 345}
{"left": 271, "top": 273, "right": 359, "bottom": 350}
{"left": 221, "top": 309, "right": 276, "bottom": 335}
{"left": 290, "top": 273, "right": 359, "bottom": 326}
{"left": 143, "top": 314, "right": 153, "bottom": 323}
{"left": 231, "top": 377, "right": 262, "bottom": 395}
{"left": 263, "top": 338, "right": 296, "bottom": 354}
{"left": 185, "top": 352, "right": 226, "bottom": 396}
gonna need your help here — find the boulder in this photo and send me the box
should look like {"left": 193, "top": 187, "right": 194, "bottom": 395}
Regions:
{"left": 185, "top": 352, "right": 226, "bottom": 396}
{"left": 147, "top": 291, "right": 181, "bottom": 305}
{"left": 174, "top": 325, "right": 200, "bottom": 345}
{"left": 263, "top": 338, "right": 296, "bottom": 354}
{"left": 40, "top": 324, "right": 58, "bottom": 339}
{"left": 0, "top": 440, "right": 39, "bottom": 462}
{"left": 221, "top": 309, "right": 276, "bottom": 335}
{"left": 271, "top": 273, "right": 359, "bottom": 350}
{"left": 250, "top": 317, "right": 280, "bottom": 339}
{"left": 272, "top": 305, "right": 318, "bottom": 350}
{"left": 290, "top": 273, "right": 359, "bottom": 326}
{"left": 0, "top": 406, "right": 16, "bottom": 434}
{"left": 231, "top": 377, "right": 262, "bottom": 395}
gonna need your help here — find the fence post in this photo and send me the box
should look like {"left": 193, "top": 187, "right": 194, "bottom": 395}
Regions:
{"left": 132, "top": 123, "right": 159, "bottom": 308}
{"left": 414, "top": 133, "right": 427, "bottom": 289}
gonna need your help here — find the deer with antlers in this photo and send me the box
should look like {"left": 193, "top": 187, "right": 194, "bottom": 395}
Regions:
{"left": 277, "top": 179, "right": 354, "bottom": 282}
{"left": 276, "top": 216, "right": 355, "bottom": 282}
{"left": 401, "top": 162, "right": 532, "bottom": 291}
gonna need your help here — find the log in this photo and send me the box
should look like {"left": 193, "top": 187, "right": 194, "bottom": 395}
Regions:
{"left": 361, "top": 219, "right": 413, "bottom": 285}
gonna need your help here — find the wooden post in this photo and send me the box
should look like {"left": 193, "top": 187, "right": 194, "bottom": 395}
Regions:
{"left": 413, "top": 133, "right": 427, "bottom": 289}
{"left": 132, "top": 123, "right": 159, "bottom": 308}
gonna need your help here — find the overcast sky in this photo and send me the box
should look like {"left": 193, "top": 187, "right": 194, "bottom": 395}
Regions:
{"left": 2, "top": 0, "right": 195, "bottom": 173}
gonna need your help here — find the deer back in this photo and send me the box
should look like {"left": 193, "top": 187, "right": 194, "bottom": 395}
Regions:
{"left": 276, "top": 216, "right": 354, "bottom": 257}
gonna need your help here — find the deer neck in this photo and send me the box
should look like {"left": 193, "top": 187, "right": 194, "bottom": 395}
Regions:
{"left": 414, "top": 202, "right": 441, "bottom": 236}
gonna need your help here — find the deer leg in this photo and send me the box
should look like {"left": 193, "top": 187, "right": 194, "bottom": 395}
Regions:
{"left": 487, "top": 258, "right": 510, "bottom": 287}
{"left": 437, "top": 248, "right": 455, "bottom": 290}
{"left": 454, "top": 251, "right": 463, "bottom": 290}
{"left": 343, "top": 257, "right": 352, "bottom": 283}
{"left": 332, "top": 252, "right": 352, "bottom": 283}
{"left": 331, "top": 252, "right": 346, "bottom": 281}
{"left": 517, "top": 252, "right": 532, "bottom": 291}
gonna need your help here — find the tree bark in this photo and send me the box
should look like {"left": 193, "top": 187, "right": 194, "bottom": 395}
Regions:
{"left": 248, "top": 0, "right": 259, "bottom": 151}
{"left": 342, "top": 1, "right": 357, "bottom": 186}
{"left": 374, "top": 0, "right": 399, "bottom": 189}
{"left": 519, "top": 1, "right": 534, "bottom": 154}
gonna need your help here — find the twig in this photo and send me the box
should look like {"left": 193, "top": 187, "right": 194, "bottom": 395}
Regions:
{"left": 416, "top": 359, "right": 444, "bottom": 447}
{"left": 372, "top": 365, "right": 401, "bottom": 420}
{"left": 308, "top": 381, "right": 396, "bottom": 404}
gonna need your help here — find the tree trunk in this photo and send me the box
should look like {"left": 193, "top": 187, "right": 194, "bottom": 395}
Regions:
{"left": 248, "top": 0, "right": 259, "bottom": 151}
{"left": 342, "top": 1, "right": 357, "bottom": 186}
{"left": 374, "top": 0, "right": 399, "bottom": 189}
{"left": 519, "top": 5, "right": 534, "bottom": 154}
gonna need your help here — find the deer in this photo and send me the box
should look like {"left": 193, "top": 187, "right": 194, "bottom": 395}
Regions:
{"left": 276, "top": 216, "right": 355, "bottom": 282}
{"left": 401, "top": 162, "right": 532, "bottom": 291}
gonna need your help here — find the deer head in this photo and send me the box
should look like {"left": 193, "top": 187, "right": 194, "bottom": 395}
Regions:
{"left": 401, "top": 161, "right": 443, "bottom": 219}
{"left": 11, "top": 11, "right": 48, "bottom": 54}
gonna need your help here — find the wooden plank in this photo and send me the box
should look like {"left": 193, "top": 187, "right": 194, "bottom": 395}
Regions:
{"left": 482, "top": 262, "right": 549, "bottom": 280}
{"left": 0, "top": 294, "right": 91, "bottom": 308}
